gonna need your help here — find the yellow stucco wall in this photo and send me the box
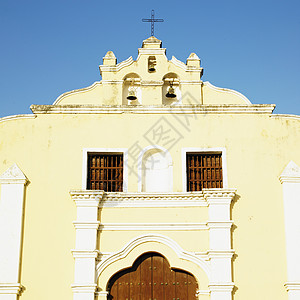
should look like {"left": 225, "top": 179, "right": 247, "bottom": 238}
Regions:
{"left": 0, "top": 37, "right": 299, "bottom": 300}
{"left": 0, "top": 111, "right": 299, "bottom": 299}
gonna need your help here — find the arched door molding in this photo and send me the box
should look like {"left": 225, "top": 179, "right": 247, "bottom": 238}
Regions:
{"left": 96, "top": 234, "right": 210, "bottom": 293}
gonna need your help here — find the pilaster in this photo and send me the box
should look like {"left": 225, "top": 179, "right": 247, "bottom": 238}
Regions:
{"left": 280, "top": 161, "right": 300, "bottom": 300}
{"left": 203, "top": 189, "right": 236, "bottom": 300}
{"left": 0, "top": 164, "right": 28, "bottom": 300}
{"left": 71, "top": 191, "right": 104, "bottom": 300}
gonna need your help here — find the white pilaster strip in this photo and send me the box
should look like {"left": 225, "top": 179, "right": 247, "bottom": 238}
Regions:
{"left": 203, "top": 189, "right": 236, "bottom": 300}
{"left": 0, "top": 164, "right": 28, "bottom": 300}
{"left": 71, "top": 191, "right": 104, "bottom": 300}
{"left": 280, "top": 161, "right": 300, "bottom": 300}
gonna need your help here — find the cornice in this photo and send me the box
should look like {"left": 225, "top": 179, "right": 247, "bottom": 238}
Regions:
{"left": 71, "top": 191, "right": 206, "bottom": 208}
{"left": 0, "top": 114, "right": 36, "bottom": 124}
{"left": 207, "top": 249, "right": 235, "bottom": 259}
{"left": 279, "top": 176, "right": 300, "bottom": 184}
{"left": 207, "top": 221, "right": 233, "bottom": 229}
{"left": 73, "top": 221, "right": 100, "bottom": 230}
{"left": 0, "top": 283, "right": 24, "bottom": 295}
{"left": 208, "top": 283, "right": 235, "bottom": 291}
{"left": 284, "top": 282, "right": 300, "bottom": 291}
{"left": 70, "top": 190, "right": 238, "bottom": 208}
{"left": 95, "top": 291, "right": 109, "bottom": 296}
{"left": 71, "top": 250, "right": 99, "bottom": 258}
{"left": 71, "top": 284, "right": 97, "bottom": 293}
{"left": 137, "top": 48, "right": 166, "bottom": 58}
{"left": 70, "top": 190, "right": 104, "bottom": 207}
{"left": 30, "top": 104, "right": 276, "bottom": 115}
{"left": 203, "top": 188, "right": 236, "bottom": 204}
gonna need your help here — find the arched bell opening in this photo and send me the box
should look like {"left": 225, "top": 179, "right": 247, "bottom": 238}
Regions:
{"left": 162, "top": 73, "right": 181, "bottom": 105}
{"left": 106, "top": 252, "right": 199, "bottom": 300}
{"left": 122, "top": 73, "right": 142, "bottom": 105}
{"left": 141, "top": 147, "right": 173, "bottom": 192}
{"left": 148, "top": 56, "right": 156, "bottom": 72}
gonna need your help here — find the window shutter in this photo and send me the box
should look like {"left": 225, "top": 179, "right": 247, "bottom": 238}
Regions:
{"left": 187, "top": 153, "right": 223, "bottom": 191}
{"left": 87, "top": 153, "right": 123, "bottom": 192}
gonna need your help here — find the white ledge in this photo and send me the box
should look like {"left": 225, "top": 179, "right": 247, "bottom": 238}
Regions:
{"left": 73, "top": 221, "right": 100, "bottom": 230}
{"left": 284, "top": 282, "right": 300, "bottom": 291}
{"left": 208, "top": 283, "right": 235, "bottom": 291}
{"left": 71, "top": 284, "right": 97, "bottom": 293}
{"left": 0, "top": 283, "right": 24, "bottom": 295}
{"left": 71, "top": 250, "right": 99, "bottom": 258}
{"left": 31, "top": 104, "right": 276, "bottom": 115}
{"left": 207, "top": 250, "right": 235, "bottom": 259}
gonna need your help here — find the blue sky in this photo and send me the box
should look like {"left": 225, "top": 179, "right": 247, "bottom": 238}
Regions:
{"left": 0, "top": 0, "right": 299, "bottom": 118}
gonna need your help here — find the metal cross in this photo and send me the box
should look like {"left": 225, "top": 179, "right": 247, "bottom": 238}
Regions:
{"left": 142, "top": 10, "right": 164, "bottom": 37}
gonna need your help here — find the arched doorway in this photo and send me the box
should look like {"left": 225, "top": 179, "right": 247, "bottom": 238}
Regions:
{"left": 107, "top": 252, "right": 198, "bottom": 299}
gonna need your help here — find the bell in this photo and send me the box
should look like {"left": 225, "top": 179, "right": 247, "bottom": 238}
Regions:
{"left": 127, "top": 81, "right": 138, "bottom": 101}
{"left": 127, "top": 89, "right": 137, "bottom": 101}
{"left": 166, "top": 86, "right": 176, "bottom": 98}
{"left": 148, "top": 63, "right": 156, "bottom": 72}
{"left": 148, "top": 56, "right": 156, "bottom": 72}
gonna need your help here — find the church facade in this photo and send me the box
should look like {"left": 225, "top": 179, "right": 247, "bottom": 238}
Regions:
{"left": 0, "top": 36, "right": 299, "bottom": 300}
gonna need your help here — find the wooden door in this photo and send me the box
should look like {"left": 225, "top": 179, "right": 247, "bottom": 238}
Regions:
{"left": 107, "top": 252, "right": 198, "bottom": 300}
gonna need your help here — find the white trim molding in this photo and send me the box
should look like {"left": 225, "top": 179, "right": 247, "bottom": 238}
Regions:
{"left": 70, "top": 189, "right": 235, "bottom": 209}
{"left": 205, "top": 188, "right": 236, "bottom": 300}
{"left": 81, "top": 148, "right": 128, "bottom": 192}
{"left": 280, "top": 161, "right": 300, "bottom": 300}
{"left": 285, "top": 282, "right": 300, "bottom": 291}
{"left": 182, "top": 147, "right": 229, "bottom": 192}
{"left": 0, "top": 283, "right": 24, "bottom": 295}
{"left": 96, "top": 233, "right": 211, "bottom": 284}
{"left": 0, "top": 164, "right": 28, "bottom": 300}
{"left": 70, "top": 189, "right": 237, "bottom": 300}
{"left": 71, "top": 189, "right": 104, "bottom": 300}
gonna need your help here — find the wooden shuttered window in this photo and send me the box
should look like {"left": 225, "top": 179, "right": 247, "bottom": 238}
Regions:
{"left": 187, "top": 153, "right": 223, "bottom": 191}
{"left": 87, "top": 153, "right": 123, "bottom": 192}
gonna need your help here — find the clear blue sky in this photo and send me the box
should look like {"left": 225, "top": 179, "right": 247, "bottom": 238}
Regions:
{"left": 0, "top": 0, "right": 299, "bottom": 118}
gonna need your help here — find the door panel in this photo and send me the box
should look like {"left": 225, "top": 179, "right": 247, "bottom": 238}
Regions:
{"left": 107, "top": 252, "right": 198, "bottom": 300}
{"left": 152, "top": 255, "right": 164, "bottom": 300}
